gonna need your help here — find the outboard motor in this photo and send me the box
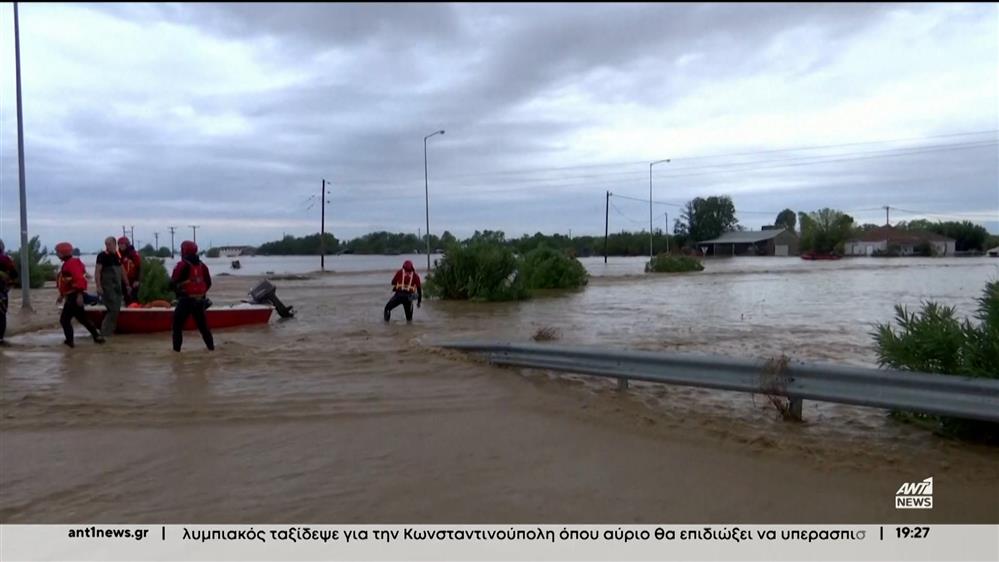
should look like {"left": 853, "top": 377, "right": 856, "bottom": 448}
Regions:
{"left": 248, "top": 280, "right": 295, "bottom": 318}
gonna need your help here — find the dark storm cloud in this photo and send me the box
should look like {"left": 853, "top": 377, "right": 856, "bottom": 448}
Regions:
{"left": 0, "top": 3, "right": 995, "bottom": 250}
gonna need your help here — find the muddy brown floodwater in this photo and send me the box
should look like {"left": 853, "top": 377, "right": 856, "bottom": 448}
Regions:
{"left": 1, "top": 257, "right": 997, "bottom": 523}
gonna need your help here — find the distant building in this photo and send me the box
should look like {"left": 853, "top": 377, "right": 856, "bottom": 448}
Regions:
{"left": 987, "top": 246, "right": 999, "bottom": 258}
{"left": 217, "top": 245, "right": 257, "bottom": 257}
{"left": 698, "top": 229, "right": 799, "bottom": 256}
{"left": 845, "top": 225, "right": 955, "bottom": 256}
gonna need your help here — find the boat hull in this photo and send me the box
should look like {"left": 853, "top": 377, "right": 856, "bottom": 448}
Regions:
{"left": 84, "top": 305, "right": 273, "bottom": 334}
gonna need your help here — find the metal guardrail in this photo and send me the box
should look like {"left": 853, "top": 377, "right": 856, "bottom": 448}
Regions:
{"left": 441, "top": 342, "right": 999, "bottom": 423}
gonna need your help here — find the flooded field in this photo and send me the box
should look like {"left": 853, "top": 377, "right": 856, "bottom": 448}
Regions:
{"left": 2, "top": 256, "right": 997, "bottom": 523}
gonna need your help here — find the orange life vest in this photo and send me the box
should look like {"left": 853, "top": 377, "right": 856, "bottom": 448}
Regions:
{"left": 394, "top": 270, "right": 417, "bottom": 293}
{"left": 121, "top": 250, "right": 140, "bottom": 282}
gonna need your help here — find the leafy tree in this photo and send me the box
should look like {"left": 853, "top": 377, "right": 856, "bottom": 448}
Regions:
{"left": 679, "top": 196, "right": 739, "bottom": 245}
{"left": 798, "top": 208, "right": 855, "bottom": 254}
{"left": 439, "top": 230, "right": 457, "bottom": 247}
{"left": 257, "top": 233, "right": 339, "bottom": 255}
{"left": 774, "top": 209, "right": 796, "bottom": 233}
{"left": 898, "top": 220, "right": 989, "bottom": 252}
{"left": 7, "top": 236, "right": 56, "bottom": 289}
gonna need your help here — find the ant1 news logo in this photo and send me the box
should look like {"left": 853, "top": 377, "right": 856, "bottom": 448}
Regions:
{"left": 895, "top": 477, "right": 933, "bottom": 509}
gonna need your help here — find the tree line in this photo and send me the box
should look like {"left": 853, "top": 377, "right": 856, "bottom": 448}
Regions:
{"left": 236, "top": 195, "right": 995, "bottom": 257}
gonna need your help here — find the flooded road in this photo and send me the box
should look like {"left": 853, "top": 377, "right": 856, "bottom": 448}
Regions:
{"left": 2, "top": 256, "right": 997, "bottom": 523}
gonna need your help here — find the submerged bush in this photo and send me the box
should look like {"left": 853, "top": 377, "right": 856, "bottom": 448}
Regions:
{"left": 873, "top": 281, "right": 999, "bottom": 441}
{"left": 645, "top": 254, "right": 704, "bottom": 273}
{"left": 519, "top": 246, "right": 588, "bottom": 290}
{"left": 426, "top": 242, "right": 528, "bottom": 302}
{"left": 137, "top": 258, "right": 174, "bottom": 303}
{"left": 7, "top": 236, "right": 57, "bottom": 289}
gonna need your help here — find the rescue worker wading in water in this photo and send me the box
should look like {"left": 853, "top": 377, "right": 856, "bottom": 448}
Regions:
{"left": 0, "top": 239, "right": 18, "bottom": 345}
{"left": 55, "top": 242, "right": 105, "bottom": 347}
{"left": 169, "top": 241, "right": 215, "bottom": 352}
{"left": 118, "top": 236, "right": 142, "bottom": 305}
{"left": 384, "top": 260, "right": 422, "bottom": 323}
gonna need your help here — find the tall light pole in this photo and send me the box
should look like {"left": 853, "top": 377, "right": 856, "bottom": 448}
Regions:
{"left": 424, "top": 129, "right": 445, "bottom": 274}
{"left": 13, "top": 2, "right": 32, "bottom": 311}
{"left": 649, "top": 159, "right": 670, "bottom": 259}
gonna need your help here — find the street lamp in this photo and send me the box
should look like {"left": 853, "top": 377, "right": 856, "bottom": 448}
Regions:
{"left": 424, "top": 129, "right": 445, "bottom": 274}
{"left": 649, "top": 158, "right": 670, "bottom": 259}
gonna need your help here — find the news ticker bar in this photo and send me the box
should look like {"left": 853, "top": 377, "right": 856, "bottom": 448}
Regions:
{"left": 1, "top": 524, "right": 996, "bottom": 562}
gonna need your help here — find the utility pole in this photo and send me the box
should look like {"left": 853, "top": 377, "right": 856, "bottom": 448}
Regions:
{"left": 665, "top": 210, "right": 670, "bottom": 255}
{"left": 130, "top": 226, "right": 135, "bottom": 245}
{"left": 168, "top": 226, "right": 176, "bottom": 258}
{"left": 320, "top": 178, "right": 328, "bottom": 271}
{"left": 189, "top": 225, "right": 199, "bottom": 244}
{"left": 13, "top": 2, "right": 31, "bottom": 310}
{"left": 154, "top": 232, "right": 159, "bottom": 250}
{"left": 884, "top": 205, "right": 890, "bottom": 226}
{"left": 649, "top": 159, "right": 670, "bottom": 259}
{"left": 604, "top": 191, "right": 610, "bottom": 264}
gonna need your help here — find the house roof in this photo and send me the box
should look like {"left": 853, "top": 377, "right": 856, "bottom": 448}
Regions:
{"left": 698, "top": 229, "right": 791, "bottom": 245}
{"left": 848, "top": 225, "right": 954, "bottom": 244}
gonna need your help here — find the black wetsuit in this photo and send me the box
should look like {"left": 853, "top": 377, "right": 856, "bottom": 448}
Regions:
{"left": 60, "top": 292, "right": 102, "bottom": 346}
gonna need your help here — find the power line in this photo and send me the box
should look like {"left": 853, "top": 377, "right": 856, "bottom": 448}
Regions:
{"left": 332, "top": 128, "right": 998, "bottom": 186}
{"left": 609, "top": 201, "right": 646, "bottom": 225}
{"left": 321, "top": 138, "right": 997, "bottom": 200}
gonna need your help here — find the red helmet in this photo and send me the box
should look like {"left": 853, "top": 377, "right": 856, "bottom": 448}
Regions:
{"left": 55, "top": 242, "right": 74, "bottom": 258}
{"left": 117, "top": 236, "right": 131, "bottom": 247}
{"left": 403, "top": 260, "right": 414, "bottom": 271}
{"left": 181, "top": 240, "right": 198, "bottom": 256}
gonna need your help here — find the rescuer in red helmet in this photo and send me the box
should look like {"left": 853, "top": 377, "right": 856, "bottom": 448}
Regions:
{"left": 55, "top": 242, "right": 105, "bottom": 347}
{"left": 169, "top": 240, "right": 214, "bottom": 352}
{"left": 117, "top": 236, "right": 142, "bottom": 304}
{"left": 384, "top": 259, "right": 422, "bottom": 323}
{"left": 0, "top": 238, "right": 18, "bottom": 345}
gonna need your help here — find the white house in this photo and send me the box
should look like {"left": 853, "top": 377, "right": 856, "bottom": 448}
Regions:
{"left": 845, "top": 225, "right": 956, "bottom": 256}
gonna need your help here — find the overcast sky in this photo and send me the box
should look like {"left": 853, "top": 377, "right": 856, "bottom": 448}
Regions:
{"left": 1, "top": 2, "right": 996, "bottom": 251}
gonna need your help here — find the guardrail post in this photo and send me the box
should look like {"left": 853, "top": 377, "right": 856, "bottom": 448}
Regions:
{"left": 788, "top": 397, "right": 803, "bottom": 421}
{"left": 617, "top": 377, "right": 629, "bottom": 391}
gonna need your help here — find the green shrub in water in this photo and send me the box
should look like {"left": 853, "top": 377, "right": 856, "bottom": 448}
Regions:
{"left": 7, "top": 236, "right": 57, "bottom": 289}
{"left": 519, "top": 246, "right": 588, "bottom": 290}
{"left": 137, "top": 258, "right": 174, "bottom": 303}
{"left": 426, "top": 241, "right": 528, "bottom": 302}
{"left": 645, "top": 254, "right": 704, "bottom": 273}
{"left": 873, "top": 281, "right": 999, "bottom": 442}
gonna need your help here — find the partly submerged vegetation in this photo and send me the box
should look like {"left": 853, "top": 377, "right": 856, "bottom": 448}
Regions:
{"left": 873, "top": 281, "right": 999, "bottom": 442}
{"left": 7, "top": 236, "right": 56, "bottom": 289}
{"left": 137, "top": 258, "right": 174, "bottom": 303}
{"left": 426, "top": 242, "right": 588, "bottom": 302}
{"left": 645, "top": 254, "right": 704, "bottom": 273}
{"left": 519, "top": 246, "right": 589, "bottom": 290}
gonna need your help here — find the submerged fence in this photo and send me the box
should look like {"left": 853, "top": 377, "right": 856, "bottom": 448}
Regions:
{"left": 441, "top": 342, "right": 999, "bottom": 422}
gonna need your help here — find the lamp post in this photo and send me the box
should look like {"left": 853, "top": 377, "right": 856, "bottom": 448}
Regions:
{"left": 13, "top": 2, "right": 32, "bottom": 311}
{"left": 424, "top": 129, "right": 445, "bottom": 274}
{"left": 649, "top": 159, "right": 670, "bottom": 259}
